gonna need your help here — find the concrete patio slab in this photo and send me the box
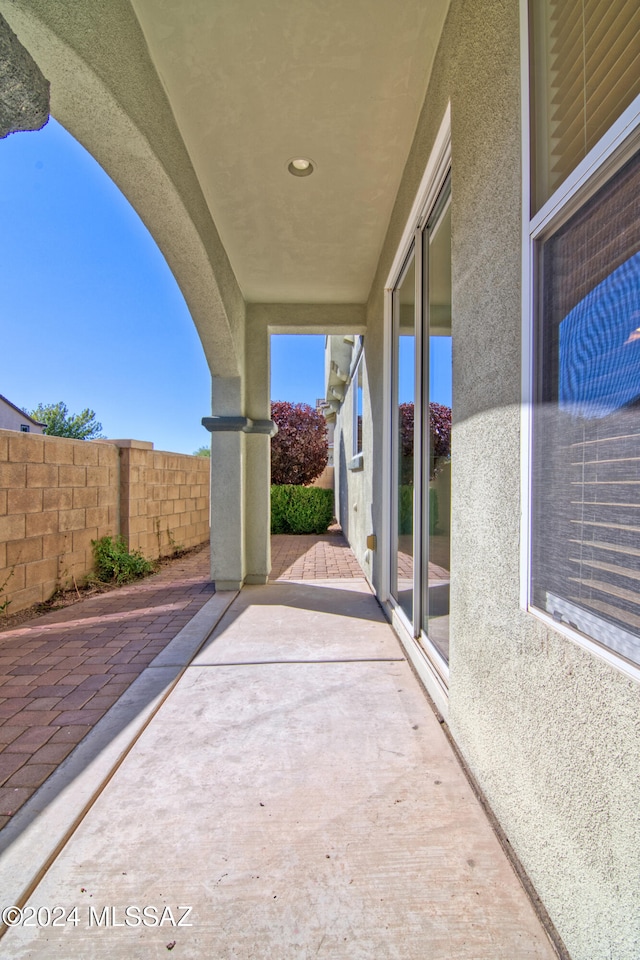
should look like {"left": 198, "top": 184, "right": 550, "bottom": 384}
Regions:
{"left": 191, "top": 580, "right": 403, "bottom": 665}
{"left": 1, "top": 579, "right": 558, "bottom": 959}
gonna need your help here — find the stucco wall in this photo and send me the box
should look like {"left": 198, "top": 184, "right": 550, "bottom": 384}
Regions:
{"left": 0, "top": 10, "right": 48, "bottom": 138}
{"left": 332, "top": 360, "right": 374, "bottom": 586}
{"left": 0, "top": 431, "right": 210, "bottom": 614}
{"left": 309, "top": 465, "right": 334, "bottom": 491}
{"left": 345, "top": 1, "right": 640, "bottom": 957}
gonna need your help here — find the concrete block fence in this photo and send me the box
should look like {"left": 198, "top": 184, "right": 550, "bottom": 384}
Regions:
{"left": 0, "top": 431, "right": 210, "bottom": 614}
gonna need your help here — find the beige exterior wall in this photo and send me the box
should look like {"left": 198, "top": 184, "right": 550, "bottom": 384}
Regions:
{"left": 309, "top": 466, "right": 334, "bottom": 491}
{"left": 332, "top": 357, "right": 373, "bottom": 584}
{"left": 0, "top": 431, "right": 210, "bottom": 614}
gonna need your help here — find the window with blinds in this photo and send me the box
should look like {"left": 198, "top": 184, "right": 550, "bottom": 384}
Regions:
{"left": 530, "top": 0, "right": 640, "bottom": 212}
{"left": 531, "top": 146, "right": 640, "bottom": 666}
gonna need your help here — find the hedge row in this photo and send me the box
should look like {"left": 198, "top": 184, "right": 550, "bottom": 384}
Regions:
{"left": 271, "top": 485, "right": 334, "bottom": 534}
{"left": 398, "top": 485, "right": 439, "bottom": 535}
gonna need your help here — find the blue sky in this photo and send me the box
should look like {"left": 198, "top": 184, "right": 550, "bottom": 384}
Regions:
{"left": 0, "top": 119, "right": 324, "bottom": 454}
{"left": 271, "top": 335, "right": 325, "bottom": 407}
{"left": 398, "top": 337, "right": 452, "bottom": 406}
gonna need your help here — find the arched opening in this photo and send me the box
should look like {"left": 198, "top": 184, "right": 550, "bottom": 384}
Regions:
{"left": 1, "top": 117, "right": 211, "bottom": 454}
{"left": 0, "top": 2, "right": 255, "bottom": 590}
{"left": 0, "top": 0, "right": 242, "bottom": 380}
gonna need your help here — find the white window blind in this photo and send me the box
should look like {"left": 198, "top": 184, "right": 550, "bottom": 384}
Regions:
{"left": 531, "top": 0, "right": 640, "bottom": 211}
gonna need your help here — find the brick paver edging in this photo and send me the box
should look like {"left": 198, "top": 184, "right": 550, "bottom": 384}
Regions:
{"left": 0, "top": 546, "right": 213, "bottom": 829}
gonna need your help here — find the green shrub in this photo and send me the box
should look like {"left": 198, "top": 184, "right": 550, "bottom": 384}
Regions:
{"left": 92, "top": 535, "right": 155, "bottom": 584}
{"left": 399, "top": 484, "right": 413, "bottom": 535}
{"left": 429, "top": 487, "right": 439, "bottom": 534}
{"left": 398, "top": 485, "right": 438, "bottom": 535}
{"left": 271, "top": 485, "right": 334, "bottom": 535}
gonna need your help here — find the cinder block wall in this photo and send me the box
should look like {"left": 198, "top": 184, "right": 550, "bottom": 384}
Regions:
{"left": 0, "top": 430, "right": 119, "bottom": 612}
{"left": 118, "top": 441, "right": 210, "bottom": 559}
{"left": 0, "top": 431, "right": 210, "bottom": 614}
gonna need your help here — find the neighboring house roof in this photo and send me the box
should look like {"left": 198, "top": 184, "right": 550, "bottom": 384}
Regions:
{"left": 0, "top": 393, "right": 46, "bottom": 428}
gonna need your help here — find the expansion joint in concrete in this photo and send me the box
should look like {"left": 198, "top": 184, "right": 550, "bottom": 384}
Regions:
{"left": 183, "top": 657, "right": 407, "bottom": 667}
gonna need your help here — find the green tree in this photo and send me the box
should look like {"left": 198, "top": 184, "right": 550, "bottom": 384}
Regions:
{"left": 270, "top": 401, "right": 327, "bottom": 485}
{"left": 31, "top": 402, "right": 104, "bottom": 440}
{"left": 193, "top": 445, "right": 211, "bottom": 457}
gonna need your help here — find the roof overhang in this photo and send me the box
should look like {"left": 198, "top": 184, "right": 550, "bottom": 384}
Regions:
{"left": 130, "top": 0, "right": 450, "bottom": 305}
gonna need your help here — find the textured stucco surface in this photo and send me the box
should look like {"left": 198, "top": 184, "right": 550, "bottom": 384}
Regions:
{"left": 0, "top": 0, "right": 243, "bottom": 378}
{"left": 344, "top": 0, "right": 640, "bottom": 957}
{"left": 0, "top": 12, "right": 48, "bottom": 138}
{"left": 332, "top": 354, "right": 374, "bottom": 586}
{"left": 246, "top": 302, "right": 366, "bottom": 336}
{"left": 243, "top": 314, "right": 271, "bottom": 583}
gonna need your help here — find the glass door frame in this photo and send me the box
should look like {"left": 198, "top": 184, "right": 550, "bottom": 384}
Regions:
{"left": 382, "top": 108, "right": 451, "bottom": 711}
{"left": 389, "top": 241, "right": 422, "bottom": 628}
{"left": 420, "top": 179, "right": 451, "bottom": 667}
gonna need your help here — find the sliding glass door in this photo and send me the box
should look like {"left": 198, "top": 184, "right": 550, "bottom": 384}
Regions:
{"left": 423, "top": 196, "right": 451, "bottom": 662}
{"left": 391, "top": 250, "right": 416, "bottom": 622}
{"left": 390, "top": 177, "right": 451, "bottom": 668}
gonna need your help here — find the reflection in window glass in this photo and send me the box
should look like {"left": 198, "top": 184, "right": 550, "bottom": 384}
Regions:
{"left": 423, "top": 203, "right": 452, "bottom": 664}
{"left": 353, "top": 352, "right": 364, "bottom": 457}
{"left": 532, "top": 147, "right": 640, "bottom": 666}
{"left": 392, "top": 254, "right": 415, "bottom": 623}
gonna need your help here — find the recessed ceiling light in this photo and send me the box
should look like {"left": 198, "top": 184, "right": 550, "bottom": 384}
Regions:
{"left": 287, "top": 157, "right": 315, "bottom": 177}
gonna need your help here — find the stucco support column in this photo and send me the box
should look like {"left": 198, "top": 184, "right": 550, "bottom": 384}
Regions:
{"left": 206, "top": 377, "right": 245, "bottom": 591}
{"left": 244, "top": 315, "right": 271, "bottom": 584}
{"left": 203, "top": 367, "right": 276, "bottom": 591}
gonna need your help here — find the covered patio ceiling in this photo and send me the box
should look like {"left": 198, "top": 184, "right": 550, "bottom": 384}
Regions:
{"left": 130, "top": 0, "right": 450, "bottom": 304}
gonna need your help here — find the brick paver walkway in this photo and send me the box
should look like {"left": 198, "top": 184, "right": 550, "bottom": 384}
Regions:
{"left": 271, "top": 528, "right": 364, "bottom": 580}
{"left": 0, "top": 545, "right": 214, "bottom": 830}
{"left": 0, "top": 531, "right": 363, "bottom": 831}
